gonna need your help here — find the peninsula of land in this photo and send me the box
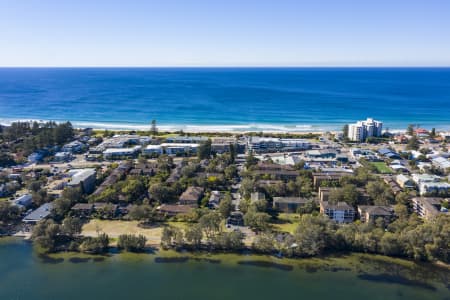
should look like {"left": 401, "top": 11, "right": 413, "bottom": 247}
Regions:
{"left": 0, "top": 119, "right": 448, "bottom": 267}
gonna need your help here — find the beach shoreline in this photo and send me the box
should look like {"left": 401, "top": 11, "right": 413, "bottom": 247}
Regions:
{"left": 0, "top": 118, "right": 415, "bottom": 135}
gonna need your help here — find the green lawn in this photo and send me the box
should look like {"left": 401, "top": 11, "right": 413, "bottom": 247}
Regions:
{"left": 271, "top": 213, "right": 300, "bottom": 234}
{"left": 370, "top": 162, "right": 392, "bottom": 174}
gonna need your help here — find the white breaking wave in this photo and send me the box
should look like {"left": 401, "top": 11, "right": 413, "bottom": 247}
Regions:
{"left": 3, "top": 117, "right": 441, "bottom": 133}
{"left": 0, "top": 118, "right": 334, "bottom": 132}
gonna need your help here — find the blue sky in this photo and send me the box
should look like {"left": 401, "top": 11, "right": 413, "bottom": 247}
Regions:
{"left": 0, "top": 0, "right": 449, "bottom": 66}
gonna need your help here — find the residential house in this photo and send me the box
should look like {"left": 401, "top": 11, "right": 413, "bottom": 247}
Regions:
{"left": 419, "top": 182, "right": 450, "bottom": 196}
{"left": 71, "top": 203, "right": 94, "bottom": 218}
{"left": 384, "top": 176, "right": 402, "bottom": 195}
{"left": 313, "top": 172, "right": 347, "bottom": 189}
{"left": 252, "top": 163, "right": 300, "bottom": 181}
{"left": 62, "top": 141, "right": 85, "bottom": 153}
{"left": 92, "top": 162, "right": 132, "bottom": 196}
{"left": 412, "top": 197, "right": 448, "bottom": 220}
{"left": 395, "top": 174, "right": 415, "bottom": 189}
{"left": 179, "top": 186, "right": 204, "bottom": 207}
{"left": 432, "top": 157, "right": 450, "bottom": 170}
{"left": 28, "top": 152, "right": 44, "bottom": 163}
{"left": 23, "top": 203, "right": 53, "bottom": 224}
{"left": 378, "top": 148, "right": 401, "bottom": 159}
{"left": 357, "top": 205, "right": 395, "bottom": 224}
{"left": 54, "top": 151, "right": 72, "bottom": 162}
{"left": 318, "top": 187, "right": 340, "bottom": 202}
{"left": 12, "top": 194, "right": 33, "bottom": 209}
{"left": 320, "top": 201, "right": 355, "bottom": 223}
{"left": 67, "top": 168, "right": 96, "bottom": 194}
{"left": 158, "top": 204, "right": 193, "bottom": 216}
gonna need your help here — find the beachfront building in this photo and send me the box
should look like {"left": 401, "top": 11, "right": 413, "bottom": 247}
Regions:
{"left": 166, "top": 136, "right": 208, "bottom": 144}
{"left": 103, "top": 146, "right": 142, "bottom": 160}
{"left": 247, "top": 137, "right": 310, "bottom": 153}
{"left": 159, "top": 143, "right": 199, "bottom": 155}
{"left": 347, "top": 118, "right": 383, "bottom": 142}
{"left": 142, "top": 145, "right": 163, "bottom": 155}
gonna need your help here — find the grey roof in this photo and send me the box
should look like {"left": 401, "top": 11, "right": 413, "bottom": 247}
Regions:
{"left": 23, "top": 203, "right": 53, "bottom": 222}
{"left": 358, "top": 205, "right": 393, "bottom": 216}
{"left": 68, "top": 169, "right": 96, "bottom": 186}
{"left": 321, "top": 201, "right": 354, "bottom": 210}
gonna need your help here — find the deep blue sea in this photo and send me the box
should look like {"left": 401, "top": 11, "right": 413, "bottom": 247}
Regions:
{"left": 0, "top": 68, "right": 449, "bottom": 132}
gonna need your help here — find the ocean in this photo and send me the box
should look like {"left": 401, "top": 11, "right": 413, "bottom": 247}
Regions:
{"left": 0, "top": 67, "right": 449, "bottom": 132}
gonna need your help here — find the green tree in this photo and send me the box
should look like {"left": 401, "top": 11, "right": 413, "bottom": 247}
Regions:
{"left": 252, "top": 231, "right": 276, "bottom": 254}
{"left": 366, "top": 181, "right": 394, "bottom": 205}
{"left": 150, "top": 119, "right": 158, "bottom": 136}
{"left": 117, "top": 234, "right": 147, "bottom": 252}
{"left": 245, "top": 151, "right": 258, "bottom": 168}
{"left": 121, "top": 179, "right": 145, "bottom": 202}
{"left": 197, "top": 139, "right": 212, "bottom": 159}
{"left": 218, "top": 194, "right": 233, "bottom": 219}
{"left": 212, "top": 231, "right": 244, "bottom": 250}
{"left": 293, "top": 215, "right": 334, "bottom": 257}
{"left": 244, "top": 210, "right": 271, "bottom": 232}
{"left": 407, "top": 135, "right": 419, "bottom": 150}
{"left": 62, "top": 216, "right": 82, "bottom": 238}
{"left": 184, "top": 224, "right": 203, "bottom": 249}
{"left": 406, "top": 124, "right": 415, "bottom": 136}
{"left": 80, "top": 233, "right": 109, "bottom": 254}
{"left": 0, "top": 202, "right": 21, "bottom": 225}
{"left": 199, "top": 212, "right": 222, "bottom": 241}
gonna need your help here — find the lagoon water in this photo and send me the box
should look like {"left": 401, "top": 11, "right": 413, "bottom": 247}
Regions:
{"left": 0, "top": 239, "right": 449, "bottom": 300}
{"left": 1, "top": 68, "right": 450, "bottom": 132}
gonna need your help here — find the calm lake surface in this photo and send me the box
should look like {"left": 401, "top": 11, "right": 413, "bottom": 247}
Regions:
{"left": 0, "top": 238, "right": 449, "bottom": 300}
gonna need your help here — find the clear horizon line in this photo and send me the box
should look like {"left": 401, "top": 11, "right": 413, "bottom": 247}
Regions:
{"left": 1, "top": 65, "right": 450, "bottom": 69}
